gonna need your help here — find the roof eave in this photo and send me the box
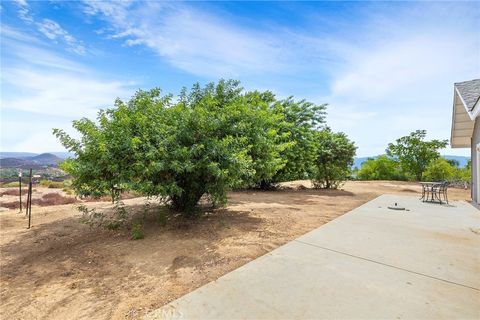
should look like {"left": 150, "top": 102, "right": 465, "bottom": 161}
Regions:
{"left": 451, "top": 87, "right": 475, "bottom": 148}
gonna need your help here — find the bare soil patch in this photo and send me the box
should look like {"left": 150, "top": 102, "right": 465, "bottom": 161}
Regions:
{"left": 0, "top": 181, "right": 471, "bottom": 319}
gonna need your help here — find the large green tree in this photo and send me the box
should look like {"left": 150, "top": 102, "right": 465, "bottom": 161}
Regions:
{"left": 238, "top": 90, "right": 291, "bottom": 189}
{"left": 271, "top": 98, "right": 327, "bottom": 184}
{"left": 311, "top": 128, "right": 356, "bottom": 189}
{"left": 386, "top": 130, "right": 448, "bottom": 181}
{"left": 55, "top": 80, "right": 298, "bottom": 213}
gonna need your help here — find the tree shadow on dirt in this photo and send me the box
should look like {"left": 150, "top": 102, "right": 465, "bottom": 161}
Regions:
{"left": 0, "top": 202, "right": 264, "bottom": 282}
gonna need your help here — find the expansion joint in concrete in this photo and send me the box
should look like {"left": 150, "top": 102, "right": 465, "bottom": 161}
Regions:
{"left": 294, "top": 239, "right": 480, "bottom": 292}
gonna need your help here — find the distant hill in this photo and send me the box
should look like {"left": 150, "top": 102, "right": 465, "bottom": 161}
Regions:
{"left": 442, "top": 155, "right": 470, "bottom": 167}
{"left": 49, "top": 152, "right": 74, "bottom": 159}
{"left": 353, "top": 156, "right": 376, "bottom": 169}
{"left": 0, "top": 158, "right": 35, "bottom": 167}
{"left": 29, "top": 153, "right": 63, "bottom": 165}
{"left": 0, "top": 152, "right": 73, "bottom": 160}
{"left": 0, "top": 152, "right": 38, "bottom": 159}
{"left": 0, "top": 153, "right": 63, "bottom": 168}
{"left": 353, "top": 155, "right": 470, "bottom": 169}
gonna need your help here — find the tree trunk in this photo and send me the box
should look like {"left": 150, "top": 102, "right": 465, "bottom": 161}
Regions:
{"left": 171, "top": 190, "right": 204, "bottom": 215}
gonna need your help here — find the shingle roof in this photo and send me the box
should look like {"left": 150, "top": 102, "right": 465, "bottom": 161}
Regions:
{"left": 455, "top": 79, "right": 480, "bottom": 111}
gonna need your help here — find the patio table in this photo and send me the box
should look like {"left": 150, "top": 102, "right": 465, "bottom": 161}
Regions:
{"left": 419, "top": 182, "right": 443, "bottom": 203}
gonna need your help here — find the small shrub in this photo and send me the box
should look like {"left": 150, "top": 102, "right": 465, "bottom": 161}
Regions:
{"left": 131, "top": 223, "right": 144, "bottom": 240}
{"left": 77, "top": 204, "right": 105, "bottom": 227}
{"left": 111, "top": 201, "right": 128, "bottom": 227}
{"left": 33, "top": 193, "right": 77, "bottom": 206}
{"left": 1, "top": 182, "right": 28, "bottom": 188}
{"left": 0, "top": 201, "right": 20, "bottom": 209}
{"left": 423, "top": 158, "right": 455, "bottom": 181}
{"left": 357, "top": 156, "right": 408, "bottom": 181}
{"left": 39, "top": 180, "right": 64, "bottom": 189}
{"left": 105, "top": 220, "right": 122, "bottom": 230}
{"left": 312, "top": 129, "right": 356, "bottom": 189}
{"left": 1, "top": 193, "right": 76, "bottom": 209}
{"left": 0, "top": 189, "right": 20, "bottom": 197}
{"left": 156, "top": 210, "right": 168, "bottom": 227}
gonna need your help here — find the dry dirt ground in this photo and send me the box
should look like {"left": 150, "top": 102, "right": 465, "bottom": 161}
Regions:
{"left": 0, "top": 181, "right": 472, "bottom": 319}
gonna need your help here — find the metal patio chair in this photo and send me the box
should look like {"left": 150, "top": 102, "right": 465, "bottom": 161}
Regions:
{"left": 432, "top": 181, "right": 449, "bottom": 204}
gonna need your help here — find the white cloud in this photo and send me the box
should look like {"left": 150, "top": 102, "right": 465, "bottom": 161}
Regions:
{"left": 1, "top": 26, "right": 135, "bottom": 151}
{"left": 36, "top": 19, "right": 86, "bottom": 54}
{"left": 12, "top": 0, "right": 33, "bottom": 24}
{"left": 2, "top": 31, "right": 86, "bottom": 73}
{"left": 2, "top": 67, "right": 131, "bottom": 118}
{"left": 83, "top": 1, "right": 478, "bottom": 158}
{"left": 83, "top": 1, "right": 291, "bottom": 78}
{"left": 12, "top": 0, "right": 86, "bottom": 54}
{"left": 323, "top": 3, "right": 479, "bottom": 157}
{"left": 1, "top": 119, "right": 75, "bottom": 153}
{"left": 3, "top": 2, "right": 477, "bottom": 156}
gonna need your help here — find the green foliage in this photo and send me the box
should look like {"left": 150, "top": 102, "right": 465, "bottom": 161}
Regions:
{"left": 54, "top": 117, "right": 125, "bottom": 203}
{"left": 240, "top": 91, "right": 291, "bottom": 189}
{"left": 271, "top": 98, "right": 327, "bottom": 184}
{"left": 54, "top": 79, "right": 340, "bottom": 213}
{"left": 446, "top": 159, "right": 460, "bottom": 167}
{"left": 453, "top": 159, "right": 470, "bottom": 183}
{"left": 127, "top": 81, "right": 255, "bottom": 212}
{"left": 77, "top": 204, "right": 105, "bottom": 227}
{"left": 1, "top": 181, "right": 28, "bottom": 188}
{"left": 311, "top": 129, "right": 356, "bottom": 189}
{"left": 108, "top": 201, "right": 128, "bottom": 229}
{"left": 357, "top": 155, "right": 407, "bottom": 180}
{"left": 39, "top": 180, "right": 64, "bottom": 188}
{"left": 423, "top": 158, "right": 455, "bottom": 181}
{"left": 386, "top": 130, "right": 448, "bottom": 181}
{"left": 131, "top": 223, "right": 144, "bottom": 240}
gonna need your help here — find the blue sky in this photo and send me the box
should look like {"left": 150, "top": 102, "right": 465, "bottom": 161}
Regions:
{"left": 1, "top": 1, "right": 479, "bottom": 156}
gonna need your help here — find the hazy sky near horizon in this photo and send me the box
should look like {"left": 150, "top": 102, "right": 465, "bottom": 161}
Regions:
{"left": 1, "top": 1, "right": 479, "bottom": 156}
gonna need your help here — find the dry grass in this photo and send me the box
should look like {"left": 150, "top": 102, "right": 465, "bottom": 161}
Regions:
{"left": 0, "top": 189, "right": 21, "bottom": 197}
{"left": 1, "top": 193, "right": 77, "bottom": 209}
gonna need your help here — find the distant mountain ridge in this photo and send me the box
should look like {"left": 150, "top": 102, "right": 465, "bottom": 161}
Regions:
{"left": 353, "top": 155, "right": 470, "bottom": 169}
{"left": 0, "top": 152, "right": 471, "bottom": 169}
{"left": 0, "top": 152, "right": 73, "bottom": 160}
{"left": 0, "top": 153, "right": 64, "bottom": 168}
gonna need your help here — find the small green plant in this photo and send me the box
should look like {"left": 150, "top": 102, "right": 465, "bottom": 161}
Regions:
{"left": 105, "top": 220, "right": 121, "bottom": 230}
{"left": 157, "top": 210, "right": 168, "bottom": 227}
{"left": 142, "top": 201, "right": 150, "bottom": 221}
{"left": 77, "top": 204, "right": 104, "bottom": 227}
{"left": 77, "top": 204, "right": 91, "bottom": 215}
{"left": 113, "top": 201, "right": 128, "bottom": 224}
{"left": 131, "top": 223, "right": 144, "bottom": 240}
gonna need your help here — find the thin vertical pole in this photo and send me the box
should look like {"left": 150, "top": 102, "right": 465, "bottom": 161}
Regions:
{"left": 19, "top": 173, "right": 22, "bottom": 212}
{"left": 27, "top": 169, "right": 32, "bottom": 229}
{"left": 25, "top": 176, "right": 30, "bottom": 217}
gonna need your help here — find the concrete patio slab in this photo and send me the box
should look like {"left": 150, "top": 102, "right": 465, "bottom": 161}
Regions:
{"left": 298, "top": 194, "right": 480, "bottom": 289}
{"left": 146, "top": 195, "right": 480, "bottom": 320}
